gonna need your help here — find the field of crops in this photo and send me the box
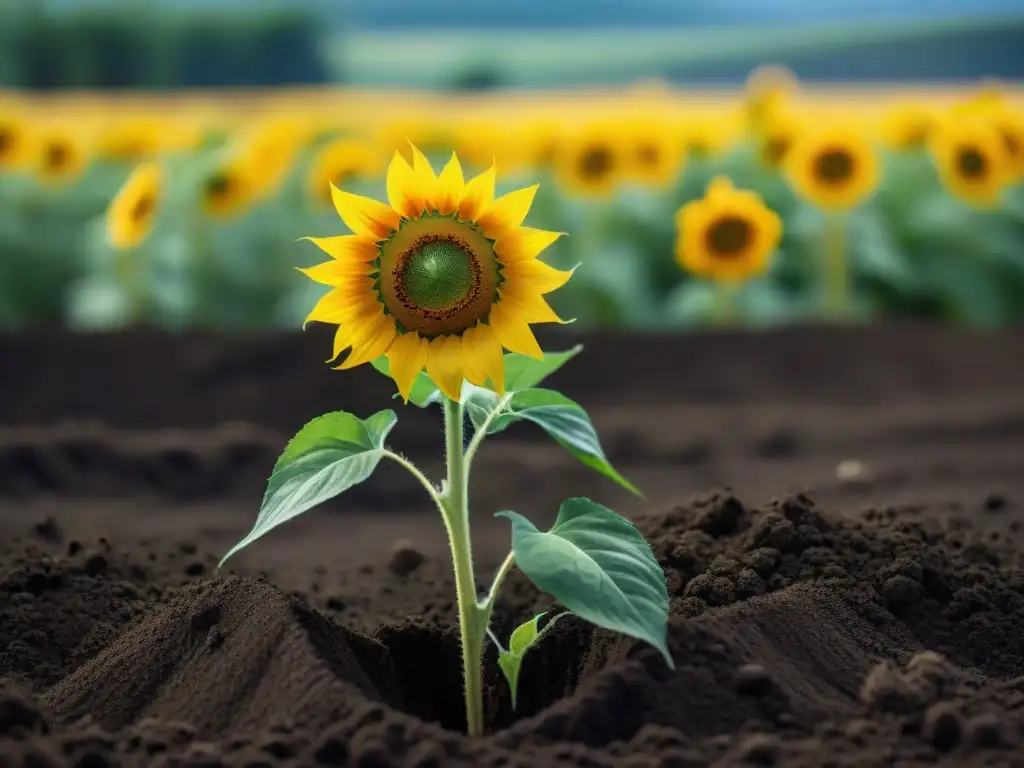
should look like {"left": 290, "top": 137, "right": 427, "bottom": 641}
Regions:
{"left": 1, "top": 74, "right": 1023, "bottom": 332}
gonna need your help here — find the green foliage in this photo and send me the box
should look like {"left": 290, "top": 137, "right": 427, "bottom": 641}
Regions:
{"left": 491, "top": 611, "right": 567, "bottom": 710}
{"left": 497, "top": 499, "right": 673, "bottom": 667}
{"left": 465, "top": 386, "right": 640, "bottom": 495}
{"left": 219, "top": 409, "right": 397, "bottom": 566}
{"left": 0, "top": 4, "right": 330, "bottom": 90}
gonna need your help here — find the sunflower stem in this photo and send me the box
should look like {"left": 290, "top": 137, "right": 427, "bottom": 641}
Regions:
{"left": 713, "top": 280, "right": 738, "bottom": 327}
{"left": 442, "top": 397, "right": 487, "bottom": 737}
{"left": 822, "top": 212, "right": 848, "bottom": 320}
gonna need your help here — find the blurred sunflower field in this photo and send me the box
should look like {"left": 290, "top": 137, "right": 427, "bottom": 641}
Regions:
{"left": 1, "top": 71, "right": 1023, "bottom": 332}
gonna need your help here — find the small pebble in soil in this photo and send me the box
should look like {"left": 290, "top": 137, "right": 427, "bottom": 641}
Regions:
{"left": 837, "top": 459, "right": 869, "bottom": 483}
{"left": 735, "top": 664, "right": 775, "bottom": 697}
{"left": 31, "top": 516, "right": 64, "bottom": 542}
{"left": 388, "top": 539, "right": 426, "bottom": 577}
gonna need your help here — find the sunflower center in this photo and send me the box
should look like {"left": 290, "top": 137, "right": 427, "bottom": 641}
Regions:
{"left": 762, "top": 136, "right": 792, "bottom": 167}
{"left": 0, "top": 128, "right": 12, "bottom": 157}
{"left": 956, "top": 146, "right": 987, "bottom": 178}
{"left": 131, "top": 194, "right": 154, "bottom": 222}
{"left": 206, "top": 173, "right": 231, "bottom": 200}
{"left": 814, "top": 149, "right": 855, "bottom": 184}
{"left": 379, "top": 216, "right": 501, "bottom": 338}
{"left": 637, "top": 143, "right": 660, "bottom": 168}
{"left": 706, "top": 216, "right": 752, "bottom": 257}
{"left": 46, "top": 143, "right": 69, "bottom": 170}
{"left": 579, "top": 146, "right": 613, "bottom": 179}
{"left": 399, "top": 238, "right": 477, "bottom": 312}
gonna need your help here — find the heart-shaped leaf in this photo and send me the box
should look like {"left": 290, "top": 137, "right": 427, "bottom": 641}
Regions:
{"left": 497, "top": 499, "right": 672, "bottom": 668}
{"left": 471, "top": 387, "right": 639, "bottom": 496}
{"left": 219, "top": 410, "right": 397, "bottom": 566}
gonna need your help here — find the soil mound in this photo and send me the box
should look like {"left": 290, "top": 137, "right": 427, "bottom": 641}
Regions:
{"left": 44, "top": 576, "right": 403, "bottom": 736}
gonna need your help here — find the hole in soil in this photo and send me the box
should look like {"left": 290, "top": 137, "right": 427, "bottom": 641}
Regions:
{"left": 373, "top": 617, "right": 594, "bottom": 734}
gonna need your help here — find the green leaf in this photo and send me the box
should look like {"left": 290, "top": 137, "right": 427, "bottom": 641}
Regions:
{"left": 509, "top": 612, "right": 546, "bottom": 656}
{"left": 496, "top": 651, "right": 523, "bottom": 710}
{"left": 503, "top": 346, "right": 583, "bottom": 391}
{"left": 220, "top": 410, "right": 397, "bottom": 566}
{"left": 482, "top": 388, "right": 640, "bottom": 496}
{"left": 496, "top": 499, "right": 673, "bottom": 668}
{"left": 492, "top": 612, "right": 549, "bottom": 711}
{"left": 370, "top": 356, "right": 443, "bottom": 408}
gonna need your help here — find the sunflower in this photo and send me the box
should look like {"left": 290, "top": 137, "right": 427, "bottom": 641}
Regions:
{"left": 743, "top": 64, "right": 799, "bottom": 134}
{"left": 307, "top": 138, "right": 382, "bottom": 208}
{"left": 879, "top": 103, "right": 938, "bottom": 152}
{"left": 929, "top": 116, "right": 1011, "bottom": 208}
{"left": 674, "top": 176, "right": 782, "bottom": 283}
{"left": 985, "top": 107, "right": 1024, "bottom": 183}
{"left": 237, "top": 117, "right": 309, "bottom": 200}
{"left": 0, "top": 112, "right": 33, "bottom": 171}
{"left": 555, "top": 123, "right": 622, "bottom": 198}
{"left": 622, "top": 116, "right": 684, "bottom": 188}
{"left": 300, "top": 145, "right": 572, "bottom": 402}
{"left": 107, "top": 161, "right": 163, "bottom": 250}
{"left": 785, "top": 123, "right": 880, "bottom": 212}
{"left": 201, "top": 156, "right": 254, "bottom": 220}
{"left": 36, "top": 129, "right": 87, "bottom": 186}
{"left": 755, "top": 108, "right": 803, "bottom": 170}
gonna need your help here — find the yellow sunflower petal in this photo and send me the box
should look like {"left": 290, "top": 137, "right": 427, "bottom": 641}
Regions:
{"left": 386, "top": 151, "right": 421, "bottom": 219}
{"left": 335, "top": 314, "right": 397, "bottom": 370}
{"left": 461, "top": 323, "right": 505, "bottom": 393}
{"left": 433, "top": 153, "right": 465, "bottom": 215}
{"left": 302, "top": 234, "right": 380, "bottom": 263}
{"left": 330, "top": 185, "right": 401, "bottom": 240}
{"left": 425, "top": 335, "right": 466, "bottom": 401}
{"left": 457, "top": 164, "right": 496, "bottom": 221}
{"left": 497, "top": 286, "right": 567, "bottom": 324}
{"left": 478, "top": 184, "right": 539, "bottom": 239}
{"left": 706, "top": 176, "right": 735, "bottom": 199}
{"left": 387, "top": 331, "right": 429, "bottom": 402}
{"left": 297, "top": 260, "right": 375, "bottom": 286}
{"left": 305, "top": 285, "right": 377, "bottom": 328}
{"left": 501, "top": 259, "right": 574, "bottom": 294}
{"left": 489, "top": 305, "right": 544, "bottom": 359}
{"left": 494, "top": 227, "right": 564, "bottom": 264}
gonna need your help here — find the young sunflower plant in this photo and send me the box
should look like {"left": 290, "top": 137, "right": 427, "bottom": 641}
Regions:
{"left": 219, "top": 145, "right": 673, "bottom": 736}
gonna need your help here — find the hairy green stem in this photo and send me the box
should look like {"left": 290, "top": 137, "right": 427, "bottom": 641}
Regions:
{"left": 442, "top": 397, "right": 487, "bottom": 737}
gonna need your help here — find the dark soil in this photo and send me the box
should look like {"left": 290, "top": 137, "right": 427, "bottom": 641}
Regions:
{"left": 2, "top": 324, "right": 1024, "bottom": 767}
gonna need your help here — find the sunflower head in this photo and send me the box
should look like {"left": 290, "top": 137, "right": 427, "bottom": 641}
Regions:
{"left": 785, "top": 122, "right": 880, "bottom": 212}
{"left": 0, "top": 112, "right": 34, "bottom": 171}
{"left": 756, "top": 108, "right": 803, "bottom": 170}
{"left": 621, "top": 117, "right": 684, "bottom": 188}
{"left": 307, "top": 138, "right": 382, "bottom": 207}
{"left": 107, "top": 161, "right": 164, "bottom": 250}
{"left": 929, "top": 115, "right": 1012, "bottom": 208}
{"left": 300, "top": 143, "right": 573, "bottom": 402}
{"left": 674, "top": 176, "right": 783, "bottom": 283}
{"left": 556, "top": 123, "right": 621, "bottom": 198}
{"left": 985, "top": 107, "right": 1024, "bottom": 183}
{"left": 880, "top": 103, "right": 938, "bottom": 151}
{"left": 743, "top": 64, "right": 799, "bottom": 133}
{"left": 36, "top": 130, "right": 87, "bottom": 186}
{"left": 201, "top": 158, "right": 254, "bottom": 220}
